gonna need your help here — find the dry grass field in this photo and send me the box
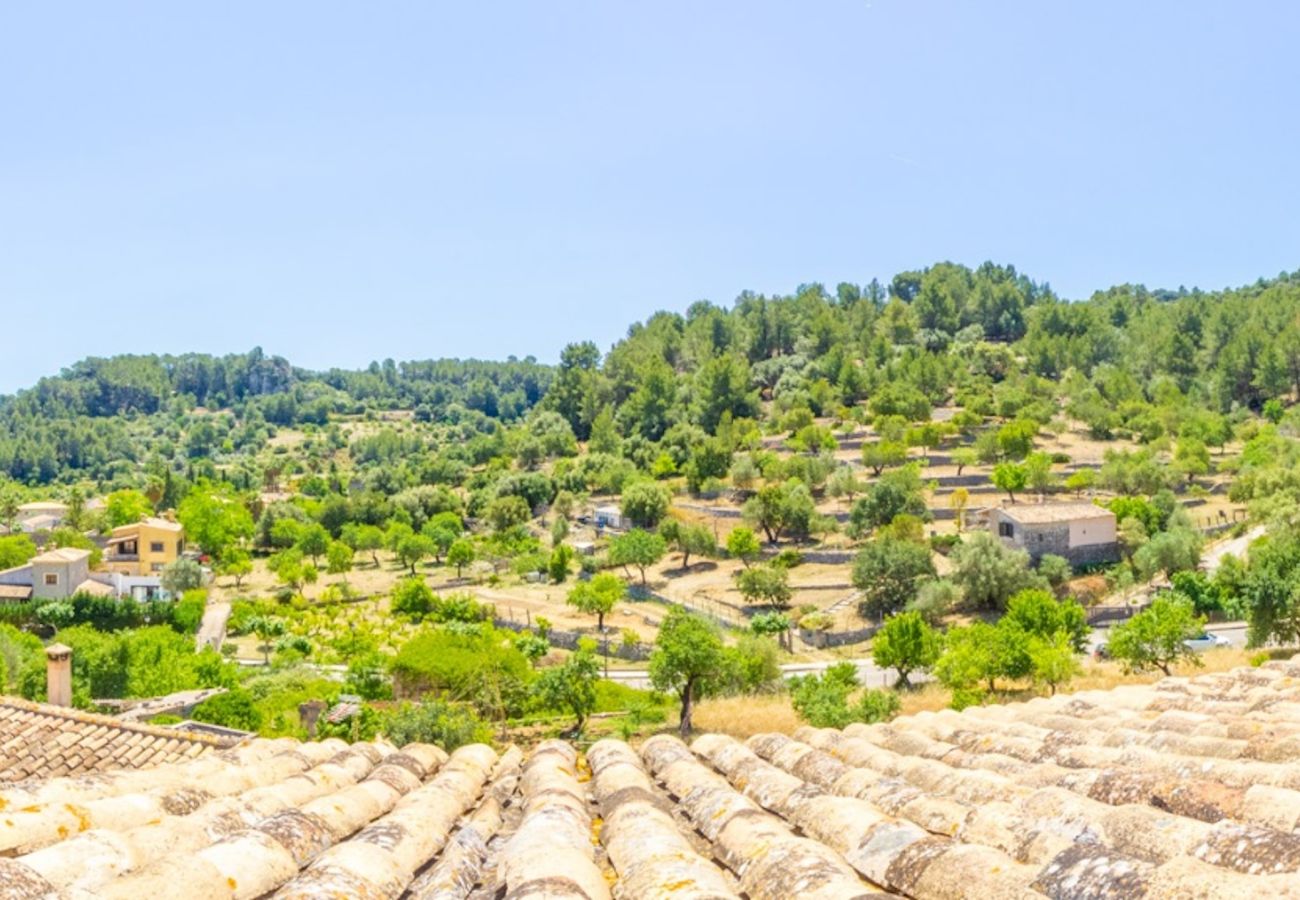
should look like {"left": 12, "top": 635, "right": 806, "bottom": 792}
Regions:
{"left": 690, "top": 646, "right": 1281, "bottom": 740}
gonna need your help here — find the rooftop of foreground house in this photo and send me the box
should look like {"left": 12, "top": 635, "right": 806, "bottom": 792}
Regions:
{"left": 0, "top": 696, "right": 241, "bottom": 783}
{"left": 4, "top": 657, "right": 1300, "bottom": 897}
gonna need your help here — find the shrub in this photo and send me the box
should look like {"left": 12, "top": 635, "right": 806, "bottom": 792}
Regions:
{"left": 381, "top": 699, "right": 491, "bottom": 750}
{"left": 1037, "top": 554, "right": 1072, "bottom": 588}
{"left": 173, "top": 589, "right": 207, "bottom": 635}
{"left": 788, "top": 662, "right": 899, "bottom": 728}
{"left": 191, "top": 688, "right": 263, "bottom": 732}
{"left": 390, "top": 626, "right": 531, "bottom": 720}
{"left": 772, "top": 548, "right": 805, "bottom": 569}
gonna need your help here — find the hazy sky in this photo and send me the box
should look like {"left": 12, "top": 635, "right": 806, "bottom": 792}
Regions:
{"left": 2, "top": 1, "right": 1298, "bottom": 393}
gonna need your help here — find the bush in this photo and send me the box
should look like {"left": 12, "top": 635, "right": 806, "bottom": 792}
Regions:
{"left": 929, "top": 533, "right": 961, "bottom": 555}
{"left": 772, "top": 548, "right": 804, "bottom": 568}
{"left": 191, "top": 688, "right": 263, "bottom": 732}
{"left": 391, "top": 577, "right": 435, "bottom": 620}
{"left": 788, "top": 662, "right": 899, "bottom": 728}
{"left": 390, "top": 626, "right": 531, "bottom": 720}
{"left": 1037, "top": 554, "right": 1072, "bottom": 588}
{"left": 382, "top": 699, "right": 492, "bottom": 750}
{"left": 173, "top": 589, "right": 207, "bottom": 635}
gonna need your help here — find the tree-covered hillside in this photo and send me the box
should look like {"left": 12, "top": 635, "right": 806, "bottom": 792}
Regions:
{"left": 2, "top": 259, "right": 1299, "bottom": 487}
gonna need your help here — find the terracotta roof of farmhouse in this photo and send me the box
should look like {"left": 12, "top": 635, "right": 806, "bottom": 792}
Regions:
{"left": 995, "top": 500, "right": 1116, "bottom": 525}
{"left": 7, "top": 658, "right": 1300, "bottom": 897}
{"left": 0, "top": 697, "right": 239, "bottom": 783}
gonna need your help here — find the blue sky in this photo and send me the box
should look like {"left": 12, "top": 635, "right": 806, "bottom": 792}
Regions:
{"left": 2, "top": 1, "right": 1298, "bottom": 393}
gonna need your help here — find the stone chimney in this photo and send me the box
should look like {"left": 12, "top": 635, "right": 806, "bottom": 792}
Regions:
{"left": 298, "top": 700, "right": 325, "bottom": 738}
{"left": 45, "top": 643, "right": 72, "bottom": 707}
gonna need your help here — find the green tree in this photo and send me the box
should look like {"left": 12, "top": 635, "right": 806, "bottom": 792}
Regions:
{"left": 741, "top": 479, "right": 816, "bottom": 544}
{"left": 1023, "top": 451, "right": 1056, "bottom": 495}
{"left": 343, "top": 523, "right": 386, "bottom": 567}
{"left": 177, "top": 484, "right": 254, "bottom": 559}
{"left": 789, "top": 662, "right": 899, "bottom": 728}
{"left": 1132, "top": 528, "right": 1202, "bottom": 581}
{"left": 934, "top": 621, "right": 1033, "bottom": 694}
{"left": 267, "top": 547, "right": 311, "bottom": 591}
{"left": 382, "top": 699, "right": 492, "bottom": 751}
{"left": 871, "top": 611, "right": 939, "bottom": 688}
{"left": 1173, "top": 437, "right": 1210, "bottom": 484}
{"left": 160, "top": 558, "right": 204, "bottom": 597}
{"left": 566, "top": 571, "right": 625, "bottom": 631}
{"left": 750, "top": 611, "right": 792, "bottom": 652}
{"left": 513, "top": 631, "right": 551, "bottom": 667}
{"left": 1029, "top": 632, "right": 1081, "bottom": 695}
{"left": 951, "top": 531, "right": 1046, "bottom": 611}
{"left": 485, "top": 495, "right": 531, "bottom": 532}
{"left": 991, "top": 461, "right": 1028, "bottom": 502}
{"left": 661, "top": 520, "right": 717, "bottom": 570}
{"left": 104, "top": 489, "right": 154, "bottom": 528}
{"left": 173, "top": 589, "right": 207, "bottom": 635}
{"left": 1003, "top": 589, "right": 1089, "bottom": 652}
{"left": 447, "top": 539, "right": 475, "bottom": 578}
{"left": 950, "top": 447, "right": 977, "bottom": 477}
{"left": 861, "top": 441, "right": 908, "bottom": 476}
{"left": 1241, "top": 534, "right": 1300, "bottom": 647}
{"left": 621, "top": 480, "right": 672, "bottom": 529}
{"left": 649, "top": 607, "right": 726, "bottom": 736}
{"left": 852, "top": 537, "right": 937, "bottom": 620}
{"left": 392, "top": 576, "right": 436, "bottom": 620}
{"left": 216, "top": 548, "right": 252, "bottom": 588}
{"left": 849, "top": 464, "right": 930, "bottom": 536}
{"left": 246, "top": 616, "right": 287, "bottom": 665}
{"left": 734, "top": 563, "right": 792, "bottom": 608}
{"left": 548, "top": 543, "right": 575, "bottom": 583}
{"left": 608, "top": 529, "right": 666, "bottom": 586}
{"left": 1108, "top": 595, "right": 1204, "bottom": 676}
{"left": 536, "top": 645, "right": 601, "bottom": 735}
{"left": 326, "top": 540, "right": 354, "bottom": 579}
{"left": 726, "top": 526, "right": 762, "bottom": 566}
{"left": 1064, "top": 469, "right": 1096, "bottom": 497}
{"left": 294, "top": 522, "right": 330, "bottom": 566}
{"left": 0, "top": 534, "right": 37, "bottom": 570}
{"left": 395, "top": 532, "right": 437, "bottom": 575}
{"left": 1037, "top": 553, "right": 1072, "bottom": 589}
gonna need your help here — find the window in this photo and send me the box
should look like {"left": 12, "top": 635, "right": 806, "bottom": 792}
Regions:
{"left": 151, "top": 562, "right": 164, "bottom": 573}
{"left": 998, "top": 522, "right": 1014, "bottom": 538}
{"left": 150, "top": 541, "right": 165, "bottom": 553}
{"left": 43, "top": 573, "right": 59, "bottom": 586}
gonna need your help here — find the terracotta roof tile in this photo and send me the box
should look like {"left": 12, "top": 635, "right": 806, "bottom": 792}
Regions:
{"left": 4, "top": 659, "right": 1300, "bottom": 896}
{"left": 0, "top": 697, "right": 238, "bottom": 785}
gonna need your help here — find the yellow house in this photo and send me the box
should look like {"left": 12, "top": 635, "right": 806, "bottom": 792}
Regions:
{"left": 102, "top": 517, "right": 186, "bottom": 576}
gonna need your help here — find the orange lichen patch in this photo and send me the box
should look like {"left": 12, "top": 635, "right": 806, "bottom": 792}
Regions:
{"left": 65, "top": 803, "right": 91, "bottom": 832}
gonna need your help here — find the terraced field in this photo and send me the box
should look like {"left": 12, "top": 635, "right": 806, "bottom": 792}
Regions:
{"left": 5, "top": 655, "right": 1300, "bottom": 898}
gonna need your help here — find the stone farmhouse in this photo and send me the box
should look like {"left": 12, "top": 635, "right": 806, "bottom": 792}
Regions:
{"left": 989, "top": 501, "right": 1120, "bottom": 565}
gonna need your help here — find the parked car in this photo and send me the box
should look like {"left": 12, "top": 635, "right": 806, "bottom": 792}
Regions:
{"left": 1183, "top": 632, "right": 1232, "bottom": 652}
